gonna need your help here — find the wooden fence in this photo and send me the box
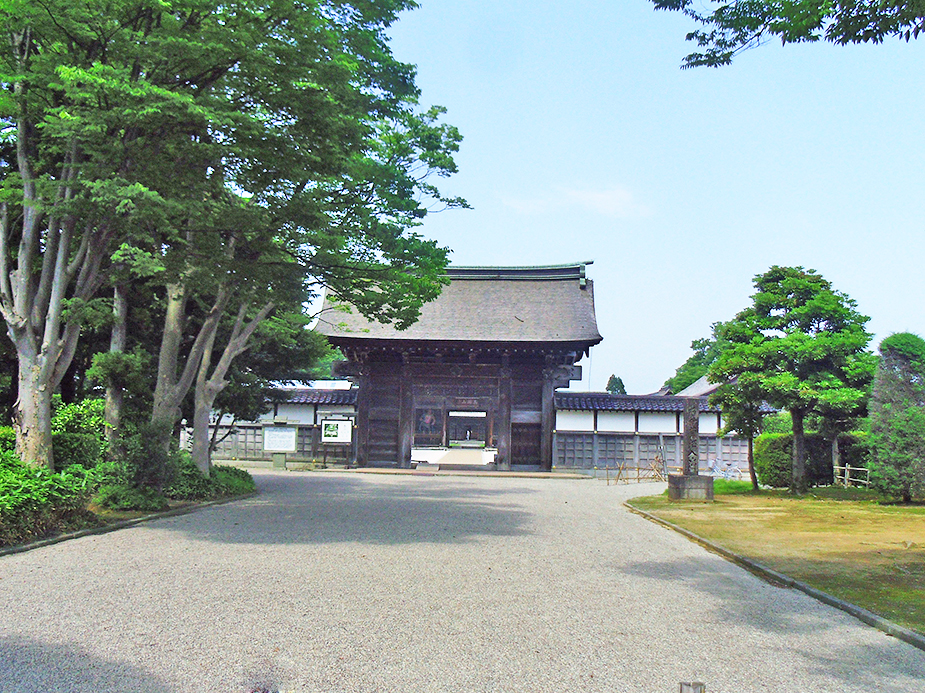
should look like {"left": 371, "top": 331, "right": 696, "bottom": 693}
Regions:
{"left": 833, "top": 463, "right": 871, "bottom": 488}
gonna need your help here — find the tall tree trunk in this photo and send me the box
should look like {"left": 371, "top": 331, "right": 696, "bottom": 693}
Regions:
{"left": 791, "top": 408, "right": 808, "bottom": 494}
{"left": 190, "top": 300, "right": 274, "bottom": 475}
{"left": 105, "top": 281, "right": 128, "bottom": 450}
{"left": 831, "top": 433, "right": 841, "bottom": 486}
{"left": 13, "top": 351, "right": 54, "bottom": 469}
{"left": 747, "top": 435, "right": 759, "bottom": 491}
{"left": 149, "top": 277, "right": 232, "bottom": 455}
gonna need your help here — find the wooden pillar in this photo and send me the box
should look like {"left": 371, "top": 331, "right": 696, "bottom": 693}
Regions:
{"left": 591, "top": 410, "right": 599, "bottom": 469}
{"left": 355, "top": 368, "right": 370, "bottom": 467}
{"left": 497, "top": 367, "right": 512, "bottom": 470}
{"left": 398, "top": 365, "right": 413, "bottom": 469}
{"left": 540, "top": 368, "right": 555, "bottom": 471}
{"left": 311, "top": 424, "right": 321, "bottom": 461}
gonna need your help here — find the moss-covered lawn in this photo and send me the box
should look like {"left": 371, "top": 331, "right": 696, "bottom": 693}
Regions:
{"left": 628, "top": 486, "right": 925, "bottom": 635}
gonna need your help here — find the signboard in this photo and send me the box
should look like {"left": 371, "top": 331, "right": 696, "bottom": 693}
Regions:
{"left": 263, "top": 426, "right": 297, "bottom": 452}
{"left": 321, "top": 419, "right": 352, "bottom": 444}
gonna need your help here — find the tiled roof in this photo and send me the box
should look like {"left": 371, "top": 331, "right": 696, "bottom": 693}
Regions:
{"left": 555, "top": 392, "right": 721, "bottom": 413}
{"left": 277, "top": 389, "right": 357, "bottom": 405}
{"left": 315, "top": 263, "right": 602, "bottom": 346}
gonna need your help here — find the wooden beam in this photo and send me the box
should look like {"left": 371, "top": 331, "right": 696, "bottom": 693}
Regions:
{"left": 398, "top": 366, "right": 413, "bottom": 468}
{"left": 497, "top": 367, "right": 512, "bottom": 470}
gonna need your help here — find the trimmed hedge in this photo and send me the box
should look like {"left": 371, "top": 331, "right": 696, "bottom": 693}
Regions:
{"left": 753, "top": 432, "right": 841, "bottom": 488}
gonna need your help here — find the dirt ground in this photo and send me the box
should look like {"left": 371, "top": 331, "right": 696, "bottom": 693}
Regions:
{"left": 629, "top": 490, "right": 925, "bottom": 634}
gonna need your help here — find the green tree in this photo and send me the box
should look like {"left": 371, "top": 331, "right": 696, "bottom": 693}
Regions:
{"left": 605, "top": 374, "right": 626, "bottom": 395}
{"left": 711, "top": 266, "right": 872, "bottom": 494}
{"left": 652, "top": 0, "right": 925, "bottom": 67}
{"left": 665, "top": 321, "right": 729, "bottom": 393}
{"left": 1, "top": 0, "right": 463, "bottom": 469}
{"left": 868, "top": 333, "right": 925, "bottom": 502}
{"left": 708, "top": 375, "right": 767, "bottom": 490}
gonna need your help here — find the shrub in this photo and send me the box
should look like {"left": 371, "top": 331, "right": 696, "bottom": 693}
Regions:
{"left": 93, "top": 484, "right": 169, "bottom": 512}
{"left": 0, "top": 451, "right": 94, "bottom": 546}
{"left": 163, "top": 456, "right": 256, "bottom": 500}
{"left": 868, "top": 333, "right": 925, "bottom": 501}
{"left": 122, "top": 421, "right": 174, "bottom": 490}
{"left": 0, "top": 427, "right": 15, "bottom": 453}
{"left": 52, "top": 432, "right": 103, "bottom": 471}
{"left": 164, "top": 453, "right": 214, "bottom": 501}
{"left": 754, "top": 433, "right": 791, "bottom": 487}
{"left": 754, "top": 432, "right": 834, "bottom": 488}
{"left": 212, "top": 465, "right": 256, "bottom": 496}
{"left": 838, "top": 431, "right": 869, "bottom": 470}
{"left": 51, "top": 397, "right": 106, "bottom": 436}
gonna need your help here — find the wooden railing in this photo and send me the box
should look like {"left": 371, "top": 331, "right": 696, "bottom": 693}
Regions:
{"left": 834, "top": 464, "right": 870, "bottom": 488}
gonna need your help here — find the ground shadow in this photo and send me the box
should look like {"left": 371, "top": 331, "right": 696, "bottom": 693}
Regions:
{"left": 621, "top": 555, "right": 925, "bottom": 691}
{"left": 159, "top": 472, "right": 536, "bottom": 547}
{"left": 0, "top": 635, "right": 178, "bottom": 693}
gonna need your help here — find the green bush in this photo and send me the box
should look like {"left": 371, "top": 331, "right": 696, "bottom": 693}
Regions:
{"left": 50, "top": 398, "right": 108, "bottom": 470}
{"left": 0, "top": 451, "right": 94, "bottom": 546}
{"left": 52, "top": 432, "right": 103, "bottom": 471}
{"left": 163, "top": 456, "right": 256, "bottom": 500}
{"left": 754, "top": 433, "right": 791, "bottom": 487}
{"left": 122, "top": 421, "right": 174, "bottom": 490}
{"left": 838, "top": 431, "right": 868, "bottom": 470}
{"left": 51, "top": 397, "right": 106, "bottom": 435}
{"left": 754, "top": 432, "right": 835, "bottom": 488}
{"left": 0, "top": 427, "right": 16, "bottom": 453}
{"left": 93, "top": 484, "right": 169, "bottom": 512}
{"left": 164, "top": 453, "right": 214, "bottom": 501}
{"left": 212, "top": 465, "right": 256, "bottom": 495}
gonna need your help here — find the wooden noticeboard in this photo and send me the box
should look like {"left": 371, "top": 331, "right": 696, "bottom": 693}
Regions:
{"left": 263, "top": 426, "right": 297, "bottom": 452}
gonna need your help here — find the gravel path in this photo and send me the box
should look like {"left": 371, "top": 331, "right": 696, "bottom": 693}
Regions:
{"left": 1, "top": 470, "right": 924, "bottom": 693}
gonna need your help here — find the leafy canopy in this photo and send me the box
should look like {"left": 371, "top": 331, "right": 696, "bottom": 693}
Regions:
{"left": 868, "top": 332, "right": 925, "bottom": 501}
{"left": 665, "top": 321, "right": 730, "bottom": 393}
{"left": 652, "top": 0, "right": 925, "bottom": 67}
{"left": 710, "top": 266, "right": 872, "bottom": 492}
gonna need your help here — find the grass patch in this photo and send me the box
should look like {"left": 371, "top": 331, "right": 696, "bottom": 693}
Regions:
{"left": 628, "top": 489, "right": 925, "bottom": 634}
{"left": 712, "top": 479, "right": 755, "bottom": 495}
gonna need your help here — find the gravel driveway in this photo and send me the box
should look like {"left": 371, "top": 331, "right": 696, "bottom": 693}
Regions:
{"left": 1, "top": 470, "right": 924, "bottom": 692}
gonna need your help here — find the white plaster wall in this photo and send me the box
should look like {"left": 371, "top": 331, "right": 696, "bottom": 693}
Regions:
{"left": 698, "top": 412, "right": 720, "bottom": 434}
{"left": 637, "top": 412, "right": 678, "bottom": 433}
{"left": 596, "top": 411, "right": 636, "bottom": 433}
{"left": 679, "top": 412, "right": 721, "bottom": 434}
{"left": 555, "top": 410, "right": 594, "bottom": 432}
{"left": 273, "top": 403, "right": 316, "bottom": 424}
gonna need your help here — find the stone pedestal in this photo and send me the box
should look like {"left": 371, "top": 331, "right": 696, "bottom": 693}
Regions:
{"left": 668, "top": 474, "right": 714, "bottom": 501}
{"left": 272, "top": 452, "right": 287, "bottom": 470}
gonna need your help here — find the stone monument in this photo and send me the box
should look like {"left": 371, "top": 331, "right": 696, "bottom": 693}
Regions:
{"left": 668, "top": 397, "right": 714, "bottom": 501}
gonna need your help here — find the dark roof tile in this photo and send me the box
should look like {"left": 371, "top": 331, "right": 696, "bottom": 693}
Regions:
{"left": 555, "top": 392, "right": 721, "bottom": 413}
{"left": 278, "top": 389, "right": 357, "bottom": 405}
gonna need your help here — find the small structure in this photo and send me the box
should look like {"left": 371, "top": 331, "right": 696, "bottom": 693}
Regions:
{"left": 315, "top": 263, "right": 602, "bottom": 470}
{"left": 205, "top": 388, "right": 357, "bottom": 465}
{"left": 667, "top": 397, "right": 715, "bottom": 500}
{"left": 553, "top": 391, "right": 748, "bottom": 476}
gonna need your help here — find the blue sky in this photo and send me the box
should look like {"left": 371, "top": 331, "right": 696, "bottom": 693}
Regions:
{"left": 387, "top": 1, "right": 925, "bottom": 394}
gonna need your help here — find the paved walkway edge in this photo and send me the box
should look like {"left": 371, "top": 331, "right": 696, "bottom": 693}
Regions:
{"left": 0, "top": 492, "right": 256, "bottom": 558}
{"left": 625, "top": 501, "right": 925, "bottom": 653}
